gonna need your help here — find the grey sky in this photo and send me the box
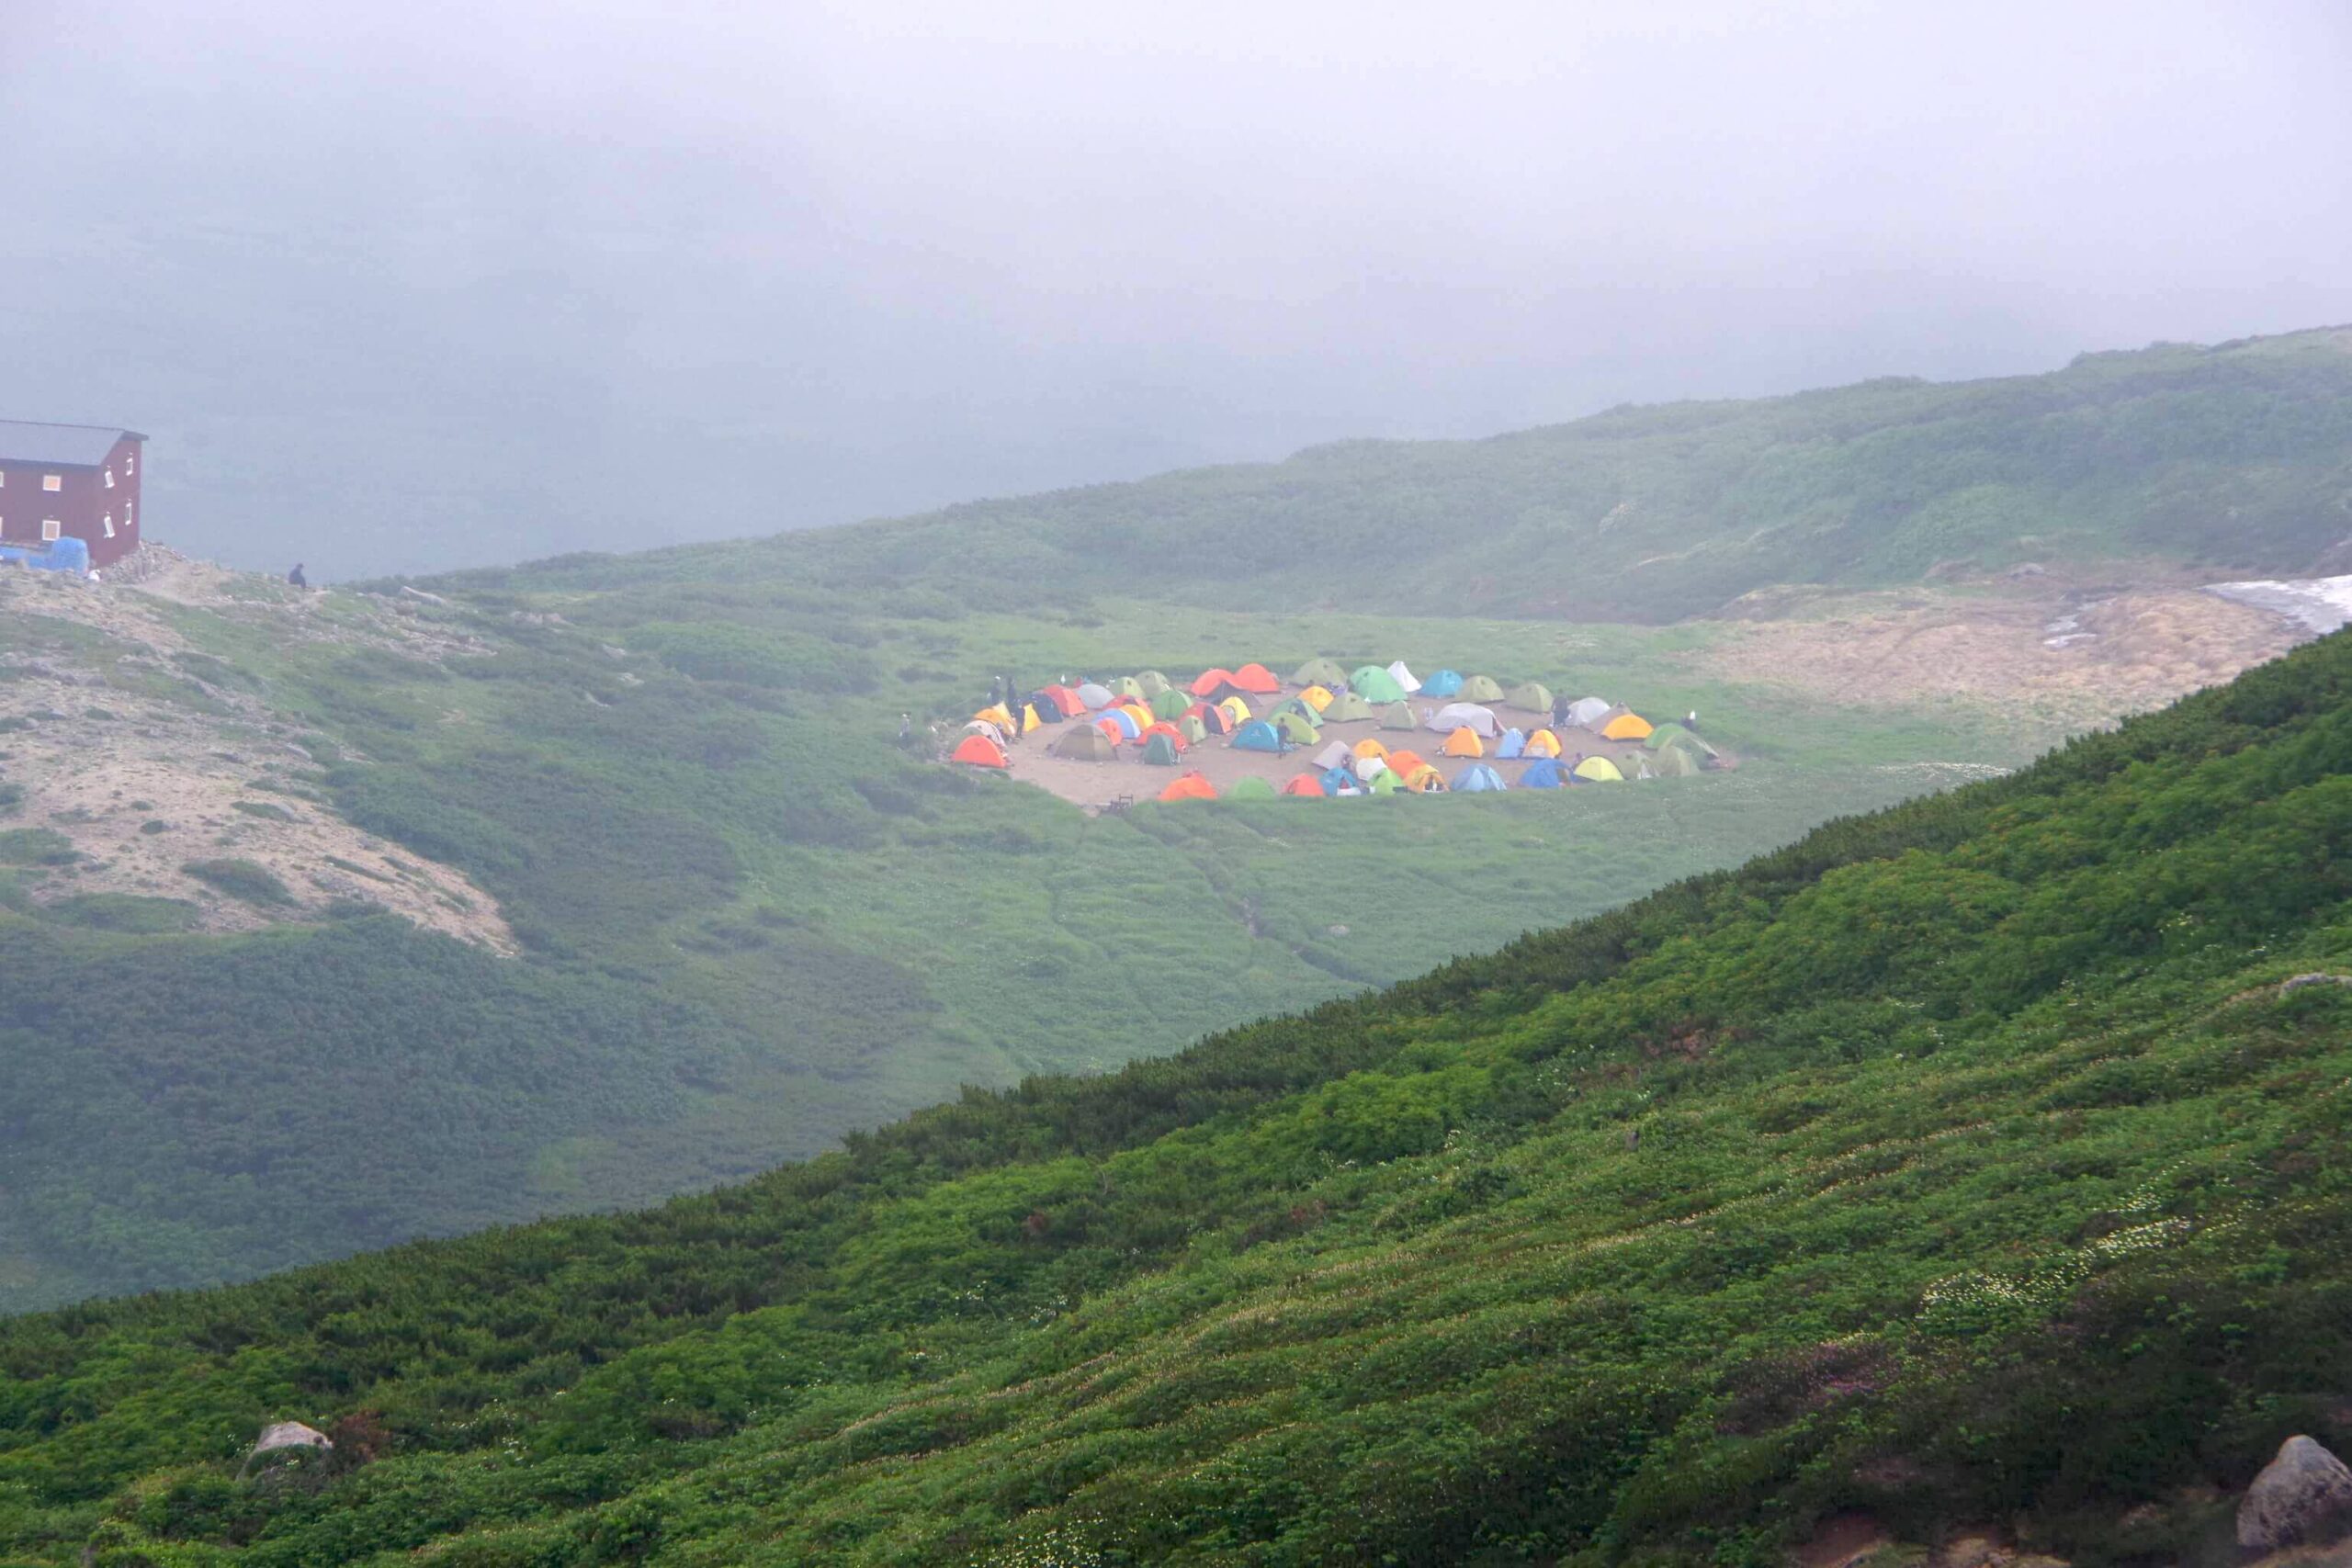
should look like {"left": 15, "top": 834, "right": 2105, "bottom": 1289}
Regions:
{"left": 4, "top": 0, "right": 2348, "bottom": 577}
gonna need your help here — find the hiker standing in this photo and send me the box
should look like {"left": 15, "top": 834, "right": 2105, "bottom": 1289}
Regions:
{"left": 287, "top": 563, "right": 308, "bottom": 589}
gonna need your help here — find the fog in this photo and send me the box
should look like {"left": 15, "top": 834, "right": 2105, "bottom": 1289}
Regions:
{"left": 3, "top": 0, "right": 2347, "bottom": 580}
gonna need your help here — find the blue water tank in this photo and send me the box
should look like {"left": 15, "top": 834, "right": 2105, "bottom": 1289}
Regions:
{"left": 0, "top": 536, "right": 92, "bottom": 573}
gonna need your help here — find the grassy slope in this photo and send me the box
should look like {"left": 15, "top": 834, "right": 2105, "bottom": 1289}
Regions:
{"left": 9, "top": 324, "right": 2347, "bottom": 1312}
{"left": 0, "top": 582, "right": 1994, "bottom": 1314}
{"left": 1, "top": 632, "right": 2347, "bottom": 1566}
{"left": 480, "top": 327, "right": 2352, "bottom": 623}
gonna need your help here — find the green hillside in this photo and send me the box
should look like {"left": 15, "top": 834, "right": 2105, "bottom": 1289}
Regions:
{"left": 7, "top": 327, "right": 2343, "bottom": 1314}
{"left": 2, "top": 629, "right": 2347, "bottom": 1566}
{"left": 476, "top": 327, "right": 2352, "bottom": 623}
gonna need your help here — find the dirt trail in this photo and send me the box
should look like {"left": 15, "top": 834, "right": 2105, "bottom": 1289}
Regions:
{"left": 1, "top": 547, "right": 514, "bottom": 949}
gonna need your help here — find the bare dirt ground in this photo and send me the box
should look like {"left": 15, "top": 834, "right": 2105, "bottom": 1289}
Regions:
{"left": 993, "top": 694, "right": 1670, "bottom": 809}
{"left": 1697, "top": 573, "right": 2302, "bottom": 731}
{"left": 1, "top": 548, "right": 514, "bottom": 949}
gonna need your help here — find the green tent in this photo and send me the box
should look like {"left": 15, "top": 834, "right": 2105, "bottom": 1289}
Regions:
{"left": 1365, "top": 768, "right": 1402, "bottom": 795}
{"left": 1177, "top": 713, "right": 1209, "bottom": 744}
{"left": 1647, "top": 746, "right": 1704, "bottom": 777}
{"left": 1272, "top": 696, "right": 1322, "bottom": 727}
{"left": 1645, "top": 723, "right": 1721, "bottom": 761}
{"left": 1111, "top": 676, "right": 1146, "bottom": 701}
{"left": 1458, "top": 674, "right": 1505, "bottom": 703}
{"left": 1149, "top": 687, "right": 1191, "bottom": 719}
{"left": 1321, "top": 693, "right": 1376, "bottom": 723}
{"left": 1135, "top": 671, "right": 1172, "bottom": 697}
{"left": 1274, "top": 710, "right": 1319, "bottom": 745}
{"left": 1290, "top": 657, "right": 1350, "bottom": 688}
{"left": 1379, "top": 702, "right": 1419, "bottom": 731}
{"left": 1051, "top": 726, "right": 1118, "bottom": 761}
{"left": 1350, "top": 666, "right": 1409, "bottom": 704}
{"left": 1227, "top": 774, "right": 1279, "bottom": 800}
{"left": 1506, "top": 681, "right": 1554, "bottom": 713}
{"left": 1140, "top": 732, "right": 1182, "bottom": 766}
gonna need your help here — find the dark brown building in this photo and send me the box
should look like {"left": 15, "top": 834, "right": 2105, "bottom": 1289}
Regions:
{"left": 0, "top": 421, "right": 146, "bottom": 569}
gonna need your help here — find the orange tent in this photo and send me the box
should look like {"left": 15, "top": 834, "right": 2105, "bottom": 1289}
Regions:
{"left": 973, "top": 703, "right": 1013, "bottom": 728}
{"left": 1299, "top": 684, "right": 1335, "bottom": 712}
{"left": 1190, "top": 668, "right": 1240, "bottom": 696}
{"left": 1600, "top": 712, "right": 1655, "bottom": 740}
{"left": 951, "top": 734, "right": 1010, "bottom": 769}
{"left": 1351, "top": 737, "right": 1389, "bottom": 760}
{"left": 1401, "top": 763, "right": 1448, "bottom": 793}
{"left": 1042, "top": 685, "right": 1084, "bottom": 716}
{"left": 1117, "top": 702, "right": 1154, "bottom": 729}
{"left": 1280, "top": 773, "right": 1327, "bottom": 796}
{"left": 1524, "top": 728, "right": 1564, "bottom": 758}
{"left": 1442, "top": 727, "right": 1484, "bottom": 758}
{"left": 1158, "top": 771, "right": 1217, "bottom": 802}
{"left": 1385, "top": 749, "right": 1429, "bottom": 776}
{"left": 1138, "top": 722, "right": 1188, "bottom": 750}
{"left": 1093, "top": 717, "right": 1126, "bottom": 742}
{"left": 1232, "top": 662, "right": 1282, "bottom": 694}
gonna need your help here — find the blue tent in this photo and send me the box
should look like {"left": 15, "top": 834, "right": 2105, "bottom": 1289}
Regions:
{"left": 1455, "top": 762, "right": 1509, "bottom": 793}
{"left": 1420, "top": 669, "right": 1464, "bottom": 698}
{"left": 1496, "top": 727, "right": 1527, "bottom": 760}
{"left": 1233, "top": 719, "right": 1287, "bottom": 753}
{"left": 1319, "top": 764, "right": 1360, "bottom": 796}
{"left": 1520, "top": 759, "right": 1566, "bottom": 789}
{"left": 1099, "top": 707, "right": 1142, "bottom": 739}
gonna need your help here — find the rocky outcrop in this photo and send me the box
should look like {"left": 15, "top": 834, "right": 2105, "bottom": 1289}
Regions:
{"left": 2241, "top": 1437, "right": 2352, "bottom": 1553}
{"left": 238, "top": 1420, "right": 332, "bottom": 1479}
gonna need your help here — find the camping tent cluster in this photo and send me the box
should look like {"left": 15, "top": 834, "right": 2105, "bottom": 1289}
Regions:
{"left": 948, "top": 658, "right": 1722, "bottom": 800}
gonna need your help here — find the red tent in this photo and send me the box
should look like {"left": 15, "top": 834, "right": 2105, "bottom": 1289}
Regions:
{"left": 1137, "top": 722, "right": 1188, "bottom": 750}
{"left": 1199, "top": 705, "right": 1236, "bottom": 736}
{"left": 1093, "top": 717, "right": 1126, "bottom": 742}
{"left": 1158, "top": 772, "right": 1216, "bottom": 802}
{"left": 1232, "top": 662, "right": 1283, "bottom": 694}
{"left": 951, "top": 734, "right": 1010, "bottom": 769}
{"left": 1280, "top": 773, "right": 1327, "bottom": 796}
{"left": 1041, "top": 685, "right": 1084, "bottom": 716}
{"left": 1189, "top": 668, "right": 1240, "bottom": 697}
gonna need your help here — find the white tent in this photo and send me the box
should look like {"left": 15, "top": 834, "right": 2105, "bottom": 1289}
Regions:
{"left": 1312, "top": 739, "right": 1353, "bottom": 772}
{"left": 1386, "top": 660, "right": 1423, "bottom": 694}
{"left": 1425, "top": 702, "right": 1501, "bottom": 737}
{"left": 963, "top": 720, "right": 1009, "bottom": 746}
{"left": 1076, "top": 682, "right": 1116, "bottom": 710}
{"left": 1565, "top": 696, "right": 1612, "bottom": 728}
{"left": 1353, "top": 754, "right": 1391, "bottom": 783}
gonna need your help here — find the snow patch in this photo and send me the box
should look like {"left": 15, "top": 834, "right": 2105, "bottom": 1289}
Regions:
{"left": 2204, "top": 574, "right": 2352, "bottom": 636}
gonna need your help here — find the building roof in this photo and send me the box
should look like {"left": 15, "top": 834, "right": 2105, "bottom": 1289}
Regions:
{"left": 0, "top": 420, "right": 143, "bottom": 468}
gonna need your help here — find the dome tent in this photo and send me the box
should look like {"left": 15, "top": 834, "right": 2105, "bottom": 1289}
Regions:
{"left": 1274, "top": 710, "right": 1320, "bottom": 745}
{"left": 1189, "top": 668, "right": 1240, "bottom": 697}
{"left": 1600, "top": 711, "right": 1655, "bottom": 741}
{"left": 1320, "top": 693, "right": 1376, "bottom": 723}
{"left": 1524, "top": 728, "right": 1565, "bottom": 758}
{"left": 1158, "top": 771, "right": 1216, "bottom": 801}
{"left": 1385, "top": 660, "right": 1423, "bottom": 694}
{"left": 1349, "top": 666, "right": 1410, "bottom": 705}
{"left": 1441, "top": 727, "right": 1485, "bottom": 758}
{"left": 1379, "top": 702, "right": 1419, "bottom": 731}
{"left": 1076, "top": 682, "right": 1116, "bottom": 710}
{"left": 1135, "top": 671, "right": 1172, "bottom": 697}
{"left": 1351, "top": 737, "right": 1389, "bottom": 760}
{"left": 1149, "top": 687, "right": 1192, "bottom": 719}
{"left": 1399, "top": 763, "right": 1448, "bottom": 793}
{"left": 1366, "top": 767, "right": 1402, "bottom": 795}
{"left": 1234, "top": 719, "right": 1288, "bottom": 753}
{"left": 1110, "top": 676, "right": 1146, "bottom": 701}
{"left": 1521, "top": 758, "right": 1566, "bottom": 788}
{"left": 1648, "top": 745, "right": 1705, "bottom": 776}
{"left": 1454, "top": 762, "right": 1508, "bottom": 792}
{"left": 1280, "top": 773, "right": 1327, "bottom": 796}
{"left": 1232, "top": 662, "right": 1283, "bottom": 694}
{"left": 1565, "top": 696, "right": 1613, "bottom": 728}
{"left": 951, "top": 734, "right": 1010, "bottom": 768}
{"left": 1298, "top": 684, "right": 1335, "bottom": 713}
{"left": 1312, "top": 739, "right": 1354, "bottom": 771}
{"left": 1290, "top": 657, "right": 1349, "bottom": 688}
{"left": 1457, "top": 674, "right": 1505, "bottom": 703}
{"left": 1572, "top": 755, "right": 1626, "bottom": 783}
{"left": 1419, "top": 669, "right": 1464, "bottom": 698}
{"left": 1140, "top": 732, "right": 1183, "bottom": 766}
{"left": 1227, "top": 774, "right": 1279, "bottom": 800}
{"left": 1495, "top": 728, "right": 1527, "bottom": 760}
{"left": 1177, "top": 713, "right": 1209, "bottom": 744}
{"left": 1426, "top": 703, "right": 1501, "bottom": 738}
{"left": 1052, "top": 726, "right": 1118, "bottom": 761}
{"left": 1507, "top": 681, "right": 1554, "bottom": 713}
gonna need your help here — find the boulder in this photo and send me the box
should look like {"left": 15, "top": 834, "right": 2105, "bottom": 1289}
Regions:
{"left": 2240, "top": 1436, "right": 2352, "bottom": 1552}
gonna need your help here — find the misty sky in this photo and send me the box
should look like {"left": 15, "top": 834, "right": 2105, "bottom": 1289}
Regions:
{"left": 3, "top": 0, "right": 2349, "bottom": 579}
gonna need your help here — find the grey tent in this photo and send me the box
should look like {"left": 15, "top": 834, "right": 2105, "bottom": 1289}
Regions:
{"left": 1564, "top": 696, "right": 1613, "bottom": 729}
{"left": 1425, "top": 702, "right": 1501, "bottom": 738}
{"left": 1051, "top": 726, "right": 1119, "bottom": 761}
{"left": 1312, "top": 739, "right": 1353, "bottom": 772}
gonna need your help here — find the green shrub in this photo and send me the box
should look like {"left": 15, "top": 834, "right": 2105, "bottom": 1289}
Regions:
{"left": 0, "top": 827, "right": 75, "bottom": 865}
{"left": 181, "top": 859, "right": 295, "bottom": 907}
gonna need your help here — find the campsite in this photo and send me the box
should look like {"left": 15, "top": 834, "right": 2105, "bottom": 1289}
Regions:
{"left": 947, "top": 658, "right": 1725, "bottom": 807}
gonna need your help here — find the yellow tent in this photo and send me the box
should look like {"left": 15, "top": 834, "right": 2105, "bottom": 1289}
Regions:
{"left": 1524, "top": 728, "right": 1564, "bottom": 758}
{"left": 974, "top": 703, "right": 1013, "bottom": 728}
{"left": 1573, "top": 756, "right": 1625, "bottom": 783}
{"left": 1299, "top": 684, "right": 1335, "bottom": 713}
{"left": 1351, "top": 737, "right": 1389, "bottom": 760}
{"left": 1600, "top": 712, "right": 1654, "bottom": 741}
{"left": 1021, "top": 704, "right": 1043, "bottom": 734}
{"left": 1117, "top": 702, "right": 1153, "bottom": 729}
{"left": 1441, "top": 727, "right": 1484, "bottom": 758}
{"left": 1401, "top": 763, "right": 1449, "bottom": 793}
{"left": 1218, "top": 695, "right": 1252, "bottom": 722}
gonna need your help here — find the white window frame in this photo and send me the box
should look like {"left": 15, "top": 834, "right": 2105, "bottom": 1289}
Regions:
{"left": 125, "top": 500, "right": 134, "bottom": 525}
{"left": 103, "top": 513, "right": 115, "bottom": 538}
{"left": 41, "top": 474, "right": 62, "bottom": 492}
{"left": 125, "top": 452, "right": 135, "bottom": 475}
{"left": 104, "top": 469, "right": 115, "bottom": 488}
{"left": 41, "top": 518, "right": 62, "bottom": 542}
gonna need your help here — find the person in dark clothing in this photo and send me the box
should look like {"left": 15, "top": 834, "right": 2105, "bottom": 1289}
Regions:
{"left": 1551, "top": 694, "right": 1571, "bottom": 729}
{"left": 288, "top": 563, "right": 308, "bottom": 589}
